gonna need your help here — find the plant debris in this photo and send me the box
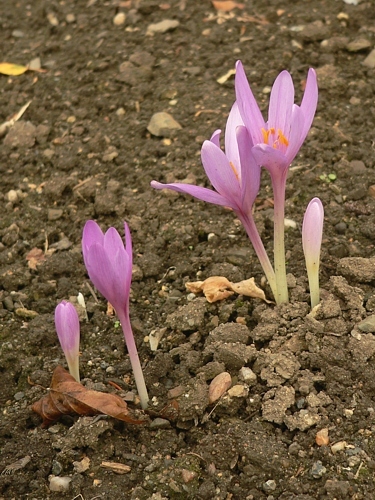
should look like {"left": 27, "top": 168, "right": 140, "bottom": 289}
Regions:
{"left": 31, "top": 366, "right": 146, "bottom": 427}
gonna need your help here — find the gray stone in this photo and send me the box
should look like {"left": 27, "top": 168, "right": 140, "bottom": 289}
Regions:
{"left": 346, "top": 38, "right": 371, "bottom": 52}
{"left": 358, "top": 315, "right": 375, "bottom": 333}
{"left": 4, "top": 121, "right": 36, "bottom": 148}
{"left": 363, "top": 48, "right": 375, "bottom": 68}
{"left": 147, "top": 112, "right": 182, "bottom": 137}
{"left": 262, "top": 386, "right": 295, "bottom": 425}
{"left": 146, "top": 19, "right": 179, "bottom": 35}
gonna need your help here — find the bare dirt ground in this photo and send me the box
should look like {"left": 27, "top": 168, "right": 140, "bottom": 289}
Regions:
{"left": 1, "top": 0, "right": 375, "bottom": 498}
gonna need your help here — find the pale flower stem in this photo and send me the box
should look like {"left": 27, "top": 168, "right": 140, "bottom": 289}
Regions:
{"left": 271, "top": 174, "right": 289, "bottom": 304}
{"left": 66, "top": 358, "right": 80, "bottom": 383}
{"left": 239, "top": 212, "right": 278, "bottom": 303}
{"left": 117, "top": 310, "right": 149, "bottom": 410}
{"left": 307, "top": 264, "right": 320, "bottom": 309}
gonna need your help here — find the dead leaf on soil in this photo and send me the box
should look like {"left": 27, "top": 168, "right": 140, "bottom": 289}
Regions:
{"left": 26, "top": 247, "right": 46, "bottom": 270}
{"left": 212, "top": 0, "right": 244, "bottom": 12}
{"left": 186, "top": 276, "right": 271, "bottom": 303}
{"left": 0, "top": 62, "right": 28, "bottom": 76}
{"left": 31, "top": 365, "right": 146, "bottom": 427}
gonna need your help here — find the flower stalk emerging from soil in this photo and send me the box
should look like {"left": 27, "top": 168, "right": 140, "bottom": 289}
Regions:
{"left": 55, "top": 301, "right": 80, "bottom": 382}
{"left": 151, "top": 102, "right": 278, "bottom": 301}
{"left": 82, "top": 220, "right": 149, "bottom": 409}
{"left": 302, "top": 197, "right": 324, "bottom": 309}
{"left": 235, "top": 61, "right": 318, "bottom": 304}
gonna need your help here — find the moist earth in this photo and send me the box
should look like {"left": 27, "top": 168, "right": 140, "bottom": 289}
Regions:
{"left": 1, "top": 0, "right": 375, "bottom": 499}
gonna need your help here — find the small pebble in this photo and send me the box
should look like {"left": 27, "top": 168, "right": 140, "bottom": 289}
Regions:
{"left": 310, "top": 460, "right": 326, "bottom": 478}
{"left": 263, "top": 479, "right": 277, "bottom": 492}
{"left": 209, "top": 372, "right": 232, "bottom": 403}
{"left": 49, "top": 476, "right": 71, "bottom": 492}
{"left": 113, "top": 12, "right": 126, "bottom": 25}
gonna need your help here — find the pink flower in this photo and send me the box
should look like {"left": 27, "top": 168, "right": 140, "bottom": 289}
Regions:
{"left": 55, "top": 301, "right": 80, "bottom": 382}
{"left": 235, "top": 60, "right": 318, "bottom": 178}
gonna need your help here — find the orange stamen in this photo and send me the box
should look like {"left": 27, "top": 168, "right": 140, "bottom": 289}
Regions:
{"left": 229, "top": 161, "right": 240, "bottom": 181}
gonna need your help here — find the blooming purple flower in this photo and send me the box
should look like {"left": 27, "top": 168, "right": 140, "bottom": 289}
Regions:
{"left": 82, "top": 221, "right": 149, "bottom": 409}
{"left": 235, "top": 61, "right": 318, "bottom": 304}
{"left": 82, "top": 221, "right": 132, "bottom": 316}
{"left": 152, "top": 103, "right": 277, "bottom": 299}
{"left": 235, "top": 60, "right": 318, "bottom": 178}
{"left": 55, "top": 301, "right": 80, "bottom": 382}
{"left": 152, "top": 102, "right": 260, "bottom": 216}
{"left": 302, "top": 197, "right": 324, "bottom": 309}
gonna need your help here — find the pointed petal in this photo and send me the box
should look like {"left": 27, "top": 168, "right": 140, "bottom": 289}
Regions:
{"left": 85, "top": 243, "right": 124, "bottom": 310}
{"left": 151, "top": 180, "right": 236, "bottom": 209}
{"left": 268, "top": 70, "right": 294, "bottom": 139}
{"left": 235, "top": 61, "right": 265, "bottom": 145}
{"left": 252, "top": 144, "right": 289, "bottom": 178}
{"left": 55, "top": 301, "right": 80, "bottom": 354}
{"left": 82, "top": 220, "right": 104, "bottom": 260}
{"left": 300, "top": 68, "right": 318, "bottom": 140}
{"left": 236, "top": 126, "right": 260, "bottom": 215}
{"left": 285, "top": 105, "right": 304, "bottom": 164}
{"left": 210, "top": 129, "right": 221, "bottom": 147}
{"left": 225, "top": 102, "right": 243, "bottom": 168}
{"left": 103, "top": 227, "right": 126, "bottom": 263}
{"left": 201, "top": 140, "right": 241, "bottom": 204}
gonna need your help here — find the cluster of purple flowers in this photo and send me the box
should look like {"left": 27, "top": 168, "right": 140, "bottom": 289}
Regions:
{"left": 55, "top": 61, "right": 323, "bottom": 410}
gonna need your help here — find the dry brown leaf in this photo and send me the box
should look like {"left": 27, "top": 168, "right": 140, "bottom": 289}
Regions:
{"left": 186, "top": 276, "right": 271, "bottom": 303}
{"left": 230, "top": 278, "right": 268, "bottom": 302}
{"left": 26, "top": 247, "right": 45, "bottom": 270}
{"left": 32, "top": 366, "right": 145, "bottom": 427}
{"left": 186, "top": 276, "right": 234, "bottom": 302}
{"left": 212, "top": 0, "right": 244, "bottom": 12}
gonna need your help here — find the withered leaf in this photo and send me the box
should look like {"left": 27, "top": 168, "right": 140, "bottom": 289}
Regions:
{"left": 186, "top": 276, "right": 271, "bottom": 303}
{"left": 26, "top": 247, "right": 45, "bottom": 270}
{"left": 32, "top": 366, "right": 145, "bottom": 427}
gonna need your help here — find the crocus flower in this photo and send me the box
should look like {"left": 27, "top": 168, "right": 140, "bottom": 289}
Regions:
{"left": 152, "top": 102, "right": 278, "bottom": 301}
{"left": 302, "top": 198, "right": 324, "bottom": 309}
{"left": 82, "top": 220, "right": 149, "bottom": 409}
{"left": 55, "top": 301, "right": 80, "bottom": 382}
{"left": 235, "top": 61, "right": 318, "bottom": 304}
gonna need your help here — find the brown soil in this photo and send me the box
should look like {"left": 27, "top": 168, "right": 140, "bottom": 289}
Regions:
{"left": 1, "top": 0, "right": 375, "bottom": 499}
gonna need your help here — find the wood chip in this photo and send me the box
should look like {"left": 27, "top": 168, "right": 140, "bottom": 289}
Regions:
{"left": 100, "top": 461, "right": 131, "bottom": 474}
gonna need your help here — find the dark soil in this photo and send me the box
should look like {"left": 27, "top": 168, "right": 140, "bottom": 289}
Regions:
{"left": 1, "top": 0, "right": 375, "bottom": 498}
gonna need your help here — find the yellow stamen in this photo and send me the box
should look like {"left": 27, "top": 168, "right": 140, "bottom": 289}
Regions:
{"left": 261, "top": 128, "right": 269, "bottom": 144}
{"left": 277, "top": 129, "right": 289, "bottom": 146}
{"left": 229, "top": 161, "right": 239, "bottom": 181}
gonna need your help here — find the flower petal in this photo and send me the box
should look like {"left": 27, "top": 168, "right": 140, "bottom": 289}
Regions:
{"left": 236, "top": 125, "right": 260, "bottom": 215}
{"left": 201, "top": 140, "right": 241, "bottom": 204}
{"left": 302, "top": 197, "right": 324, "bottom": 265}
{"left": 225, "top": 101, "right": 243, "bottom": 169}
{"left": 210, "top": 129, "right": 221, "bottom": 147}
{"left": 300, "top": 68, "right": 318, "bottom": 141}
{"left": 284, "top": 104, "right": 304, "bottom": 164}
{"left": 151, "top": 180, "right": 236, "bottom": 209}
{"left": 82, "top": 220, "right": 104, "bottom": 258}
{"left": 252, "top": 143, "right": 290, "bottom": 177}
{"left": 85, "top": 242, "right": 125, "bottom": 310}
{"left": 103, "top": 227, "right": 126, "bottom": 264}
{"left": 268, "top": 70, "right": 294, "bottom": 140}
{"left": 235, "top": 61, "right": 265, "bottom": 145}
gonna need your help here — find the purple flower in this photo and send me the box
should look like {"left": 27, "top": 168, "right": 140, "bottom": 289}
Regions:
{"left": 152, "top": 102, "right": 260, "bottom": 216}
{"left": 235, "top": 61, "right": 318, "bottom": 304}
{"left": 152, "top": 103, "right": 277, "bottom": 299}
{"left": 82, "top": 221, "right": 132, "bottom": 316}
{"left": 302, "top": 197, "right": 324, "bottom": 309}
{"left": 235, "top": 60, "right": 318, "bottom": 178}
{"left": 82, "top": 221, "right": 149, "bottom": 409}
{"left": 55, "top": 301, "right": 80, "bottom": 382}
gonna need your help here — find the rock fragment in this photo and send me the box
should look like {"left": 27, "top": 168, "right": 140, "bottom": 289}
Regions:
{"left": 146, "top": 19, "right": 179, "bottom": 35}
{"left": 147, "top": 112, "right": 182, "bottom": 137}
